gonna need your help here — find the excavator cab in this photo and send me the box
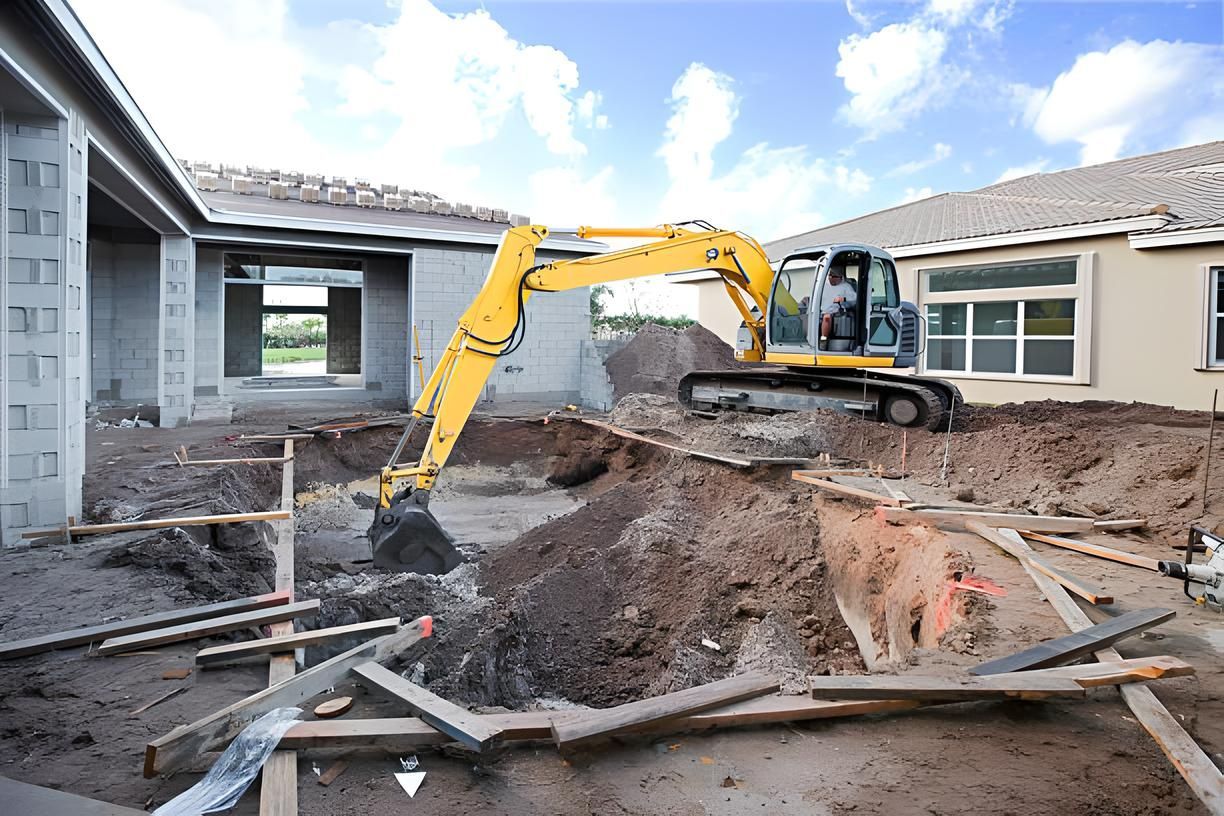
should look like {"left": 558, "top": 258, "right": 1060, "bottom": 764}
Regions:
{"left": 766, "top": 244, "right": 906, "bottom": 360}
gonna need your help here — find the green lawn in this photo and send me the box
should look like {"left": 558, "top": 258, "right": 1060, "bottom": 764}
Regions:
{"left": 263, "top": 347, "right": 327, "bottom": 364}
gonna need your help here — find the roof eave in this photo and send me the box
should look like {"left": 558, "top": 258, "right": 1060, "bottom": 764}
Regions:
{"left": 1129, "top": 225, "right": 1224, "bottom": 250}
{"left": 886, "top": 214, "right": 1170, "bottom": 258}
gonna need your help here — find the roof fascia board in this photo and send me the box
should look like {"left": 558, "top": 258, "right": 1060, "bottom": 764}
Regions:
{"left": 194, "top": 232, "right": 416, "bottom": 256}
{"left": 36, "top": 0, "right": 209, "bottom": 219}
{"left": 0, "top": 41, "right": 67, "bottom": 117}
{"left": 1129, "top": 226, "right": 1224, "bottom": 250}
{"left": 203, "top": 207, "right": 601, "bottom": 253}
{"left": 88, "top": 133, "right": 189, "bottom": 235}
{"left": 884, "top": 215, "right": 1168, "bottom": 257}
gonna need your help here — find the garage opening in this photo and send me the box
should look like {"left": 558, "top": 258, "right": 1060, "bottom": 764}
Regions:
{"left": 223, "top": 253, "right": 363, "bottom": 389}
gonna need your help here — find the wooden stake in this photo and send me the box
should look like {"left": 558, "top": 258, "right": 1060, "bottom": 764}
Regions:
{"left": 1206, "top": 388, "right": 1218, "bottom": 515}
{"left": 261, "top": 439, "right": 297, "bottom": 816}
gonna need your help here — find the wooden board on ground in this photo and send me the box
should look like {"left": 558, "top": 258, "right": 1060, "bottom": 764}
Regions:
{"left": 1094, "top": 519, "right": 1147, "bottom": 532}
{"left": 196, "top": 618, "right": 402, "bottom": 665}
{"left": 551, "top": 672, "right": 779, "bottom": 749}
{"left": 578, "top": 419, "right": 753, "bottom": 468}
{"left": 176, "top": 455, "right": 293, "bottom": 467}
{"left": 792, "top": 471, "right": 902, "bottom": 506}
{"left": 21, "top": 510, "right": 290, "bottom": 539}
{"left": 1024, "top": 552, "right": 1114, "bottom": 605}
{"left": 878, "top": 506, "right": 1094, "bottom": 533}
{"left": 1019, "top": 530, "right": 1161, "bottom": 571}
{"left": 981, "top": 528, "right": 1224, "bottom": 815}
{"left": 354, "top": 662, "right": 502, "bottom": 751}
{"left": 97, "top": 600, "right": 320, "bottom": 655}
{"left": 317, "top": 759, "right": 349, "bottom": 787}
{"left": 0, "top": 590, "right": 291, "bottom": 660}
{"left": 969, "top": 608, "right": 1176, "bottom": 674}
{"left": 0, "top": 775, "right": 147, "bottom": 815}
{"left": 144, "top": 615, "right": 433, "bottom": 777}
{"left": 808, "top": 674, "right": 1087, "bottom": 701}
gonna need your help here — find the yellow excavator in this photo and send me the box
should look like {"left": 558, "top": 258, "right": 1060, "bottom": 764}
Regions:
{"left": 370, "top": 222, "right": 960, "bottom": 573}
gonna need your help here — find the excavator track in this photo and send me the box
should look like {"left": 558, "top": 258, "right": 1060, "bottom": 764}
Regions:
{"left": 679, "top": 367, "right": 961, "bottom": 430}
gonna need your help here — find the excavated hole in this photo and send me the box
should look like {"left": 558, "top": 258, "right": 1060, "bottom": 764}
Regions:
{"left": 273, "top": 418, "right": 976, "bottom": 710}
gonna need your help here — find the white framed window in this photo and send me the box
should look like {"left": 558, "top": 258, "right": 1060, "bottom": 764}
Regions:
{"left": 918, "top": 253, "right": 1093, "bottom": 384}
{"left": 1203, "top": 266, "right": 1224, "bottom": 368}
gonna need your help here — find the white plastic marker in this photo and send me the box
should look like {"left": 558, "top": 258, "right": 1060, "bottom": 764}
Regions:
{"left": 395, "top": 772, "right": 426, "bottom": 798}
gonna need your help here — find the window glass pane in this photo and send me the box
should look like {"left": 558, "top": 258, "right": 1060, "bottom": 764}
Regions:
{"left": 1216, "top": 315, "right": 1224, "bottom": 363}
{"left": 1024, "top": 339, "right": 1074, "bottom": 376}
{"left": 927, "top": 338, "right": 965, "bottom": 370}
{"left": 770, "top": 257, "right": 816, "bottom": 346}
{"left": 973, "top": 302, "right": 1017, "bottom": 336}
{"left": 927, "top": 259, "right": 1077, "bottom": 293}
{"left": 972, "top": 339, "right": 1016, "bottom": 373}
{"left": 224, "top": 253, "right": 362, "bottom": 285}
{"left": 926, "top": 303, "right": 965, "bottom": 335}
{"left": 1024, "top": 299, "right": 1075, "bottom": 336}
{"left": 869, "top": 259, "right": 899, "bottom": 308}
{"left": 1217, "top": 271, "right": 1224, "bottom": 315}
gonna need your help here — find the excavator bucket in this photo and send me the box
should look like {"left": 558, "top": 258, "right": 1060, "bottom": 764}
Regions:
{"left": 368, "top": 492, "right": 463, "bottom": 575}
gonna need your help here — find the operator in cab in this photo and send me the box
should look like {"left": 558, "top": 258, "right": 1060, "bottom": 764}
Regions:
{"left": 819, "top": 266, "right": 857, "bottom": 342}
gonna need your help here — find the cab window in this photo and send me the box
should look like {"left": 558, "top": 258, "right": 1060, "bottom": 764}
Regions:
{"left": 769, "top": 257, "right": 817, "bottom": 346}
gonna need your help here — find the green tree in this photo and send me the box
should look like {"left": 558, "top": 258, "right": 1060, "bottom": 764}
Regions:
{"left": 590, "top": 284, "right": 611, "bottom": 318}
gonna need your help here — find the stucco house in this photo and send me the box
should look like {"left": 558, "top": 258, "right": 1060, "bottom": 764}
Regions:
{"left": 684, "top": 141, "right": 1224, "bottom": 410}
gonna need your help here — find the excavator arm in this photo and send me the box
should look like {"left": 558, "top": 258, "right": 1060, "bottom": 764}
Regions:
{"left": 369, "top": 223, "right": 776, "bottom": 573}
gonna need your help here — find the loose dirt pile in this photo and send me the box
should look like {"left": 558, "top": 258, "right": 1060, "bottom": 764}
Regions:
{"left": 605, "top": 323, "right": 743, "bottom": 403}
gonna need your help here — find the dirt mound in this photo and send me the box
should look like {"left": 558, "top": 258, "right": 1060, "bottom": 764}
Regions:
{"left": 435, "top": 443, "right": 866, "bottom": 709}
{"left": 605, "top": 323, "right": 743, "bottom": 403}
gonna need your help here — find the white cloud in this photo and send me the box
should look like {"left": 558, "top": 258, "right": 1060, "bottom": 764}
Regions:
{"left": 927, "top": 0, "right": 978, "bottom": 27}
{"left": 72, "top": 0, "right": 317, "bottom": 170}
{"left": 845, "top": 0, "right": 875, "bottom": 28}
{"left": 898, "top": 186, "right": 934, "bottom": 204}
{"left": 340, "top": 1, "right": 596, "bottom": 159}
{"left": 887, "top": 142, "right": 953, "bottom": 176}
{"left": 72, "top": 0, "right": 607, "bottom": 204}
{"left": 656, "top": 64, "right": 869, "bottom": 242}
{"left": 835, "top": 21, "right": 951, "bottom": 132}
{"left": 524, "top": 166, "right": 619, "bottom": 225}
{"left": 1026, "top": 39, "right": 1224, "bottom": 165}
{"left": 993, "top": 159, "right": 1050, "bottom": 183}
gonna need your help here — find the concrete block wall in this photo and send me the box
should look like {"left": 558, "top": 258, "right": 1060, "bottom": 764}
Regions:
{"left": 327, "top": 286, "right": 361, "bottom": 374}
{"left": 1, "top": 112, "right": 86, "bottom": 546}
{"left": 158, "top": 235, "right": 195, "bottom": 426}
{"left": 223, "top": 283, "right": 262, "bottom": 376}
{"left": 412, "top": 247, "right": 589, "bottom": 403}
{"left": 362, "top": 255, "right": 408, "bottom": 395}
{"left": 194, "top": 248, "right": 222, "bottom": 396}
{"left": 90, "top": 240, "right": 158, "bottom": 402}
{"left": 579, "top": 338, "right": 628, "bottom": 411}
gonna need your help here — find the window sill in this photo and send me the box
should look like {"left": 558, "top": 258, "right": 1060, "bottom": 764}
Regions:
{"left": 921, "top": 369, "right": 1088, "bottom": 386}
{"left": 1194, "top": 367, "right": 1224, "bottom": 372}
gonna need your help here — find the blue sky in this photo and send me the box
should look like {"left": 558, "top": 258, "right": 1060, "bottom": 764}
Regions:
{"left": 73, "top": 0, "right": 1224, "bottom": 313}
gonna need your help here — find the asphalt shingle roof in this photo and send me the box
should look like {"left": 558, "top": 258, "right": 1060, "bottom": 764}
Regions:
{"left": 766, "top": 141, "right": 1224, "bottom": 258}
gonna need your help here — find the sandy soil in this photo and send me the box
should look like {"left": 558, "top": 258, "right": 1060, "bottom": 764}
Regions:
{"left": 0, "top": 397, "right": 1220, "bottom": 815}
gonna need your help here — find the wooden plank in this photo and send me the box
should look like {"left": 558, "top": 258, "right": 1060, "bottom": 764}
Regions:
{"left": 353, "top": 662, "right": 501, "bottom": 751}
{"left": 178, "top": 456, "right": 293, "bottom": 467}
{"left": 808, "top": 674, "right": 1087, "bottom": 701}
{"left": 261, "top": 439, "right": 297, "bottom": 816}
{"left": 0, "top": 775, "right": 147, "bottom": 815}
{"left": 551, "top": 673, "right": 779, "bottom": 749}
{"left": 1018, "top": 530, "right": 1160, "bottom": 571}
{"left": 144, "top": 615, "right": 433, "bottom": 777}
{"left": 97, "top": 600, "right": 320, "bottom": 655}
{"left": 792, "top": 471, "right": 902, "bottom": 506}
{"left": 1024, "top": 553, "right": 1114, "bottom": 605}
{"left": 978, "top": 527, "right": 1224, "bottom": 816}
{"left": 21, "top": 510, "right": 290, "bottom": 539}
{"left": 878, "top": 506, "right": 1094, "bottom": 533}
{"left": 970, "top": 608, "right": 1178, "bottom": 675}
{"left": 197, "top": 618, "right": 402, "bottom": 665}
{"left": 317, "top": 759, "right": 349, "bottom": 787}
{"left": 0, "top": 590, "right": 291, "bottom": 660}
{"left": 1094, "top": 518, "right": 1147, "bottom": 532}
{"left": 578, "top": 419, "right": 752, "bottom": 468}
{"left": 879, "top": 479, "right": 913, "bottom": 504}
{"left": 233, "top": 434, "right": 315, "bottom": 441}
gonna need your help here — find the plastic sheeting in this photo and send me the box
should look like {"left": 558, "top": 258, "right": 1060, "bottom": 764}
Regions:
{"left": 154, "top": 707, "right": 302, "bottom": 815}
